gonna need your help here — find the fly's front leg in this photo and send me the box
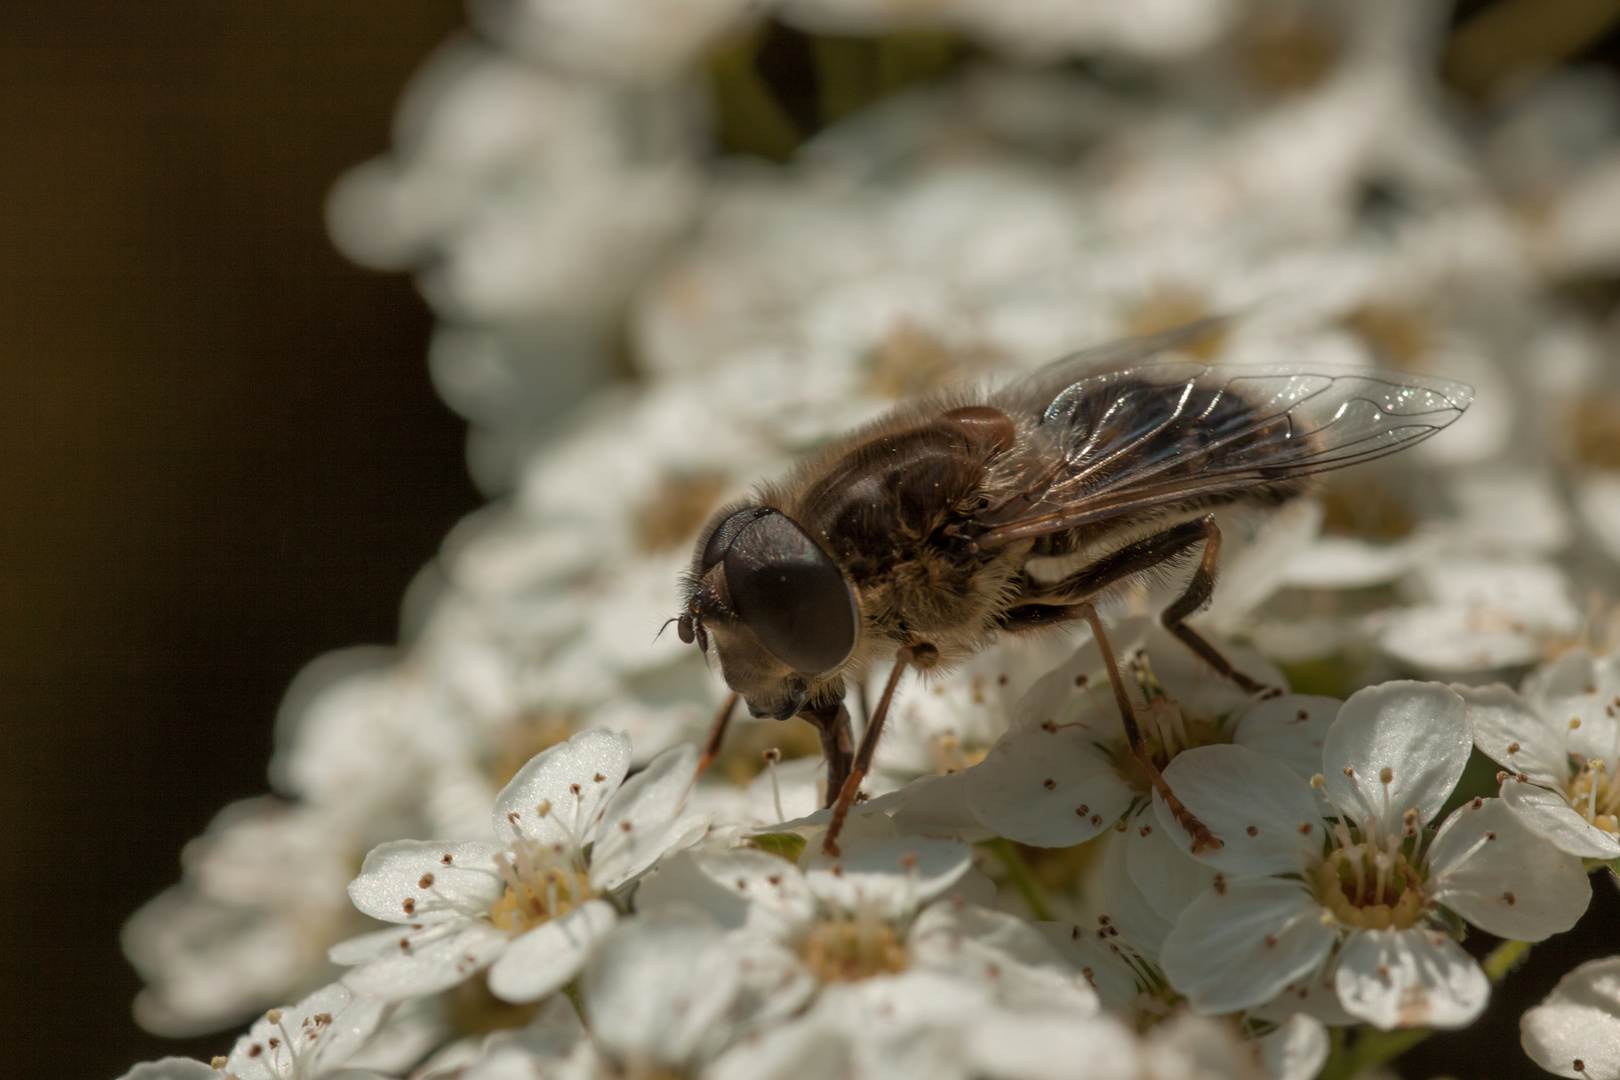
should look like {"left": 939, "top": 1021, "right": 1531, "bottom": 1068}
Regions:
{"left": 822, "top": 643, "right": 938, "bottom": 857}
{"left": 799, "top": 697, "right": 854, "bottom": 810}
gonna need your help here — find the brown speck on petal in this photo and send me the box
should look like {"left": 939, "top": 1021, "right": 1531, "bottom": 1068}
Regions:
{"left": 1246, "top": 826, "right": 1258, "bottom": 837}
{"left": 1264, "top": 935, "right": 1277, "bottom": 948}
{"left": 1504, "top": 891, "right": 1516, "bottom": 905}
{"left": 402, "top": 897, "right": 416, "bottom": 915}
{"left": 419, "top": 873, "right": 435, "bottom": 889}
{"left": 620, "top": 820, "right": 633, "bottom": 832}
{"left": 440, "top": 853, "right": 453, "bottom": 865}
{"left": 1042, "top": 778, "right": 1057, "bottom": 790}
{"left": 1214, "top": 874, "right": 1227, "bottom": 896}
{"left": 1507, "top": 742, "right": 1521, "bottom": 754}
{"left": 593, "top": 772, "right": 606, "bottom": 782}
{"left": 398, "top": 938, "right": 410, "bottom": 951}
{"left": 830, "top": 863, "right": 844, "bottom": 877}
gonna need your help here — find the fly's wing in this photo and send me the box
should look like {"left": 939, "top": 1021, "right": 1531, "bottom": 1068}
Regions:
{"left": 974, "top": 362, "right": 1473, "bottom": 547}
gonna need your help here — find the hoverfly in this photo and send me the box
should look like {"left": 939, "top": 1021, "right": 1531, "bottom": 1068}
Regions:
{"left": 677, "top": 323, "right": 1472, "bottom": 855}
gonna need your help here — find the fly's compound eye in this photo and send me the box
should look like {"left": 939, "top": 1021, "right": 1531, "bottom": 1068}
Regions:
{"left": 723, "top": 509, "right": 858, "bottom": 676}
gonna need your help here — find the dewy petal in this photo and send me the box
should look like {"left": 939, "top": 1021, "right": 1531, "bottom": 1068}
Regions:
{"left": 1334, "top": 928, "right": 1488, "bottom": 1031}
{"left": 1232, "top": 694, "right": 1341, "bottom": 785}
{"left": 1323, "top": 681, "right": 1470, "bottom": 835}
{"left": 1426, "top": 797, "right": 1590, "bottom": 940}
{"left": 803, "top": 835, "right": 973, "bottom": 921}
{"left": 1522, "top": 956, "right": 1620, "bottom": 1080}
{"left": 485, "top": 899, "right": 618, "bottom": 1004}
{"left": 1454, "top": 683, "right": 1566, "bottom": 785}
{"left": 1256, "top": 1013, "right": 1330, "bottom": 1080}
{"left": 493, "top": 727, "right": 631, "bottom": 852}
{"left": 1159, "top": 878, "right": 1335, "bottom": 1015}
{"left": 340, "top": 921, "right": 511, "bottom": 1001}
{"left": 635, "top": 848, "right": 816, "bottom": 941}
{"left": 1123, "top": 804, "right": 1216, "bottom": 927}
{"left": 1156, "top": 745, "right": 1322, "bottom": 873}
{"left": 1102, "top": 821, "right": 1173, "bottom": 961}
{"left": 964, "top": 727, "right": 1134, "bottom": 847}
{"left": 347, "top": 840, "right": 505, "bottom": 925}
{"left": 582, "top": 908, "right": 742, "bottom": 1068}
{"left": 1501, "top": 776, "right": 1620, "bottom": 859}
{"left": 590, "top": 742, "right": 706, "bottom": 891}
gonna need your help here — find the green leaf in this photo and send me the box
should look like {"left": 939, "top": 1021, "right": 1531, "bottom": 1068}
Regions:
{"left": 749, "top": 831, "right": 808, "bottom": 861}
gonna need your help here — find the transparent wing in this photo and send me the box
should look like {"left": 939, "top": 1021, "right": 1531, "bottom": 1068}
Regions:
{"left": 976, "top": 362, "right": 1473, "bottom": 547}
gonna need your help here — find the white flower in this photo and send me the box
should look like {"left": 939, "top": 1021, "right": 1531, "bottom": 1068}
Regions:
{"left": 961, "top": 623, "right": 1307, "bottom": 866}
{"left": 200, "top": 982, "right": 388, "bottom": 1080}
{"left": 638, "top": 829, "right": 1097, "bottom": 1017}
{"left": 332, "top": 728, "right": 707, "bottom": 1003}
{"left": 1462, "top": 649, "right": 1620, "bottom": 860}
{"left": 1522, "top": 956, "right": 1620, "bottom": 1080}
{"left": 1156, "top": 681, "right": 1591, "bottom": 1029}
{"left": 122, "top": 799, "right": 376, "bottom": 1037}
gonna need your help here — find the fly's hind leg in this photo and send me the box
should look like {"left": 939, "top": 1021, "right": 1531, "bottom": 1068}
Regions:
{"left": 1156, "top": 515, "right": 1280, "bottom": 699}
{"left": 1012, "top": 513, "right": 1276, "bottom": 698}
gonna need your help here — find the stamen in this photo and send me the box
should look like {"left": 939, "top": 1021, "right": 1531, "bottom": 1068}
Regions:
{"left": 764, "top": 748, "right": 786, "bottom": 823}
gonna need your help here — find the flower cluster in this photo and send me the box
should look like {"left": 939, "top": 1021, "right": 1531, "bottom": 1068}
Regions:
{"left": 121, "top": 0, "right": 1620, "bottom": 1077}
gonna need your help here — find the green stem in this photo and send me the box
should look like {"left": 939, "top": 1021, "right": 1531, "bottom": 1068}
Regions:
{"left": 1318, "top": 939, "right": 1528, "bottom": 1080}
{"left": 984, "top": 837, "right": 1056, "bottom": 922}
{"left": 563, "top": 980, "right": 587, "bottom": 1027}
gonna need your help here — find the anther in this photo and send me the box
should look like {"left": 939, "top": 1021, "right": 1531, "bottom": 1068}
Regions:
{"left": 440, "top": 853, "right": 453, "bottom": 865}
{"left": 1471, "top": 797, "right": 1484, "bottom": 810}
{"left": 266, "top": 1010, "right": 282, "bottom": 1024}
{"left": 1214, "top": 874, "right": 1227, "bottom": 896}
{"left": 1343, "top": 766, "right": 1355, "bottom": 777}
{"left": 1503, "top": 891, "right": 1516, "bottom": 905}
{"left": 619, "top": 821, "right": 632, "bottom": 832}
{"left": 419, "top": 873, "right": 435, "bottom": 888}
{"left": 1507, "top": 742, "right": 1521, "bottom": 754}
{"left": 1496, "top": 771, "right": 1510, "bottom": 783}
{"left": 1246, "top": 826, "right": 1258, "bottom": 837}
{"left": 763, "top": 748, "right": 782, "bottom": 763}
{"left": 211, "top": 1058, "right": 227, "bottom": 1069}
{"left": 570, "top": 783, "right": 582, "bottom": 796}
{"left": 536, "top": 800, "right": 551, "bottom": 818}
{"left": 1485, "top": 831, "right": 1496, "bottom": 840}
{"left": 1043, "top": 778, "right": 1057, "bottom": 790}
{"left": 1091, "top": 814, "right": 1103, "bottom": 826}
{"left": 1311, "top": 774, "right": 1326, "bottom": 788}
{"left": 593, "top": 773, "right": 606, "bottom": 782}
{"left": 1379, "top": 766, "right": 1393, "bottom": 785}
{"left": 1299, "top": 822, "right": 1313, "bottom": 835}
{"left": 402, "top": 898, "right": 416, "bottom": 915}
{"left": 1140, "top": 825, "right": 1153, "bottom": 837}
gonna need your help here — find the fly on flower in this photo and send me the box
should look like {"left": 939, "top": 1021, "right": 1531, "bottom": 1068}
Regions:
{"left": 676, "top": 322, "right": 1474, "bottom": 855}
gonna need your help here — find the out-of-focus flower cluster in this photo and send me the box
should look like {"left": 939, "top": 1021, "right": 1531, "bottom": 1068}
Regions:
{"left": 122, "top": 0, "right": 1620, "bottom": 1078}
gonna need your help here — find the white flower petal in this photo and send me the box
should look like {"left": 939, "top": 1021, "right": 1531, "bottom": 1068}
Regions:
{"left": 1159, "top": 878, "right": 1335, "bottom": 1014}
{"left": 803, "top": 836, "right": 973, "bottom": 920}
{"left": 962, "top": 1012, "right": 1141, "bottom": 1080}
{"left": 1032, "top": 919, "right": 1146, "bottom": 1012}
{"left": 340, "top": 921, "right": 511, "bottom": 1001}
{"left": 1323, "top": 681, "right": 1470, "bottom": 834}
{"left": 1232, "top": 694, "right": 1340, "bottom": 784}
{"left": 1256, "top": 1013, "right": 1330, "bottom": 1080}
{"left": 965, "top": 727, "right": 1134, "bottom": 846}
{"left": 582, "top": 908, "right": 741, "bottom": 1067}
{"left": 1455, "top": 683, "right": 1566, "bottom": 785}
{"left": 1426, "top": 797, "right": 1590, "bottom": 940}
{"left": 635, "top": 848, "right": 816, "bottom": 940}
{"left": 347, "top": 840, "right": 504, "bottom": 924}
{"left": 1156, "top": 744, "right": 1322, "bottom": 873}
{"left": 908, "top": 903, "right": 1098, "bottom": 1017}
{"left": 494, "top": 727, "right": 631, "bottom": 851}
{"left": 1334, "top": 928, "right": 1488, "bottom": 1030}
{"left": 1008, "top": 619, "right": 1147, "bottom": 736}
{"left": 1101, "top": 822, "right": 1172, "bottom": 961}
{"left": 1501, "top": 776, "right": 1620, "bottom": 859}
{"left": 1123, "top": 804, "right": 1216, "bottom": 927}
{"left": 117, "top": 1060, "right": 221, "bottom": 1080}
{"left": 1522, "top": 956, "right": 1620, "bottom": 1079}
{"left": 221, "top": 982, "right": 384, "bottom": 1080}
{"left": 486, "top": 899, "right": 618, "bottom": 1003}
{"left": 590, "top": 742, "right": 705, "bottom": 890}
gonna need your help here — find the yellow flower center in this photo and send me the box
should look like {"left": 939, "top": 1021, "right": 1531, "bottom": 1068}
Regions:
{"left": 1566, "top": 760, "right": 1620, "bottom": 834}
{"left": 800, "top": 916, "right": 908, "bottom": 982}
{"left": 489, "top": 855, "right": 595, "bottom": 934}
{"left": 1312, "top": 845, "right": 1426, "bottom": 930}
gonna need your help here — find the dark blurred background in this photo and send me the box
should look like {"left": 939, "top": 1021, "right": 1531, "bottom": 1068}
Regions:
{"left": 0, "top": 4, "right": 477, "bottom": 1077}
{"left": 4, "top": 3, "right": 1620, "bottom": 1079}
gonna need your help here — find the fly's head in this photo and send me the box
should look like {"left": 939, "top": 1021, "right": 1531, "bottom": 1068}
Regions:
{"left": 680, "top": 503, "right": 859, "bottom": 720}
